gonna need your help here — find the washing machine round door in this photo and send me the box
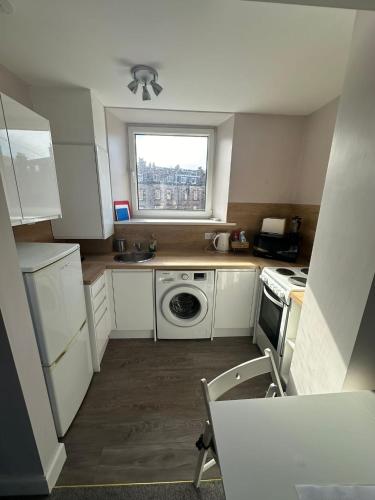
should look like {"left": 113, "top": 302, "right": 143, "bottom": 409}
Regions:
{"left": 161, "top": 285, "right": 208, "bottom": 327}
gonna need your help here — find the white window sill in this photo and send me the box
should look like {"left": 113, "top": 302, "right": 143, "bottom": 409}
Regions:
{"left": 113, "top": 219, "right": 236, "bottom": 226}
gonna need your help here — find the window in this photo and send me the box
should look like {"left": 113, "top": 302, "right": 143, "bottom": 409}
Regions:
{"left": 138, "top": 189, "right": 145, "bottom": 202}
{"left": 128, "top": 126, "right": 214, "bottom": 218}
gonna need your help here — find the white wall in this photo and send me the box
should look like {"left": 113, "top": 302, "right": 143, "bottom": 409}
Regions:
{"left": 90, "top": 91, "right": 108, "bottom": 151}
{"left": 106, "top": 110, "right": 131, "bottom": 203}
{"left": 0, "top": 63, "right": 31, "bottom": 107}
{"left": 290, "top": 11, "right": 375, "bottom": 395}
{"left": 0, "top": 176, "right": 66, "bottom": 494}
{"left": 293, "top": 98, "right": 339, "bottom": 204}
{"left": 228, "top": 113, "right": 306, "bottom": 203}
{"left": 213, "top": 116, "right": 235, "bottom": 221}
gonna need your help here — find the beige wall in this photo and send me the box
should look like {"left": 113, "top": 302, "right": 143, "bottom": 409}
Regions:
{"left": 106, "top": 110, "right": 131, "bottom": 203}
{"left": 293, "top": 98, "right": 339, "bottom": 204}
{"left": 290, "top": 11, "right": 375, "bottom": 394}
{"left": 228, "top": 113, "right": 306, "bottom": 203}
{"left": 228, "top": 104, "right": 338, "bottom": 206}
{"left": 213, "top": 116, "right": 234, "bottom": 221}
{"left": 0, "top": 63, "right": 31, "bottom": 107}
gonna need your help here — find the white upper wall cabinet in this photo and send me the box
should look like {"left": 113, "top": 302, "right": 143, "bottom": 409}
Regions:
{"left": 0, "top": 98, "right": 23, "bottom": 225}
{"left": 31, "top": 88, "right": 113, "bottom": 239}
{"left": 51, "top": 145, "right": 113, "bottom": 239}
{"left": 30, "top": 88, "right": 108, "bottom": 150}
{"left": 0, "top": 93, "right": 61, "bottom": 225}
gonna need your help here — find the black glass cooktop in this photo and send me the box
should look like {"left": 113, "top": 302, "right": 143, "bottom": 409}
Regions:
{"left": 276, "top": 268, "right": 295, "bottom": 276}
{"left": 289, "top": 277, "right": 307, "bottom": 286}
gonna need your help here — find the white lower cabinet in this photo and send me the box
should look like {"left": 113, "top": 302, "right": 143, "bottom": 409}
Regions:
{"left": 84, "top": 272, "right": 111, "bottom": 371}
{"left": 213, "top": 269, "right": 257, "bottom": 337}
{"left": 111, "top": 270, "right": 154, "bottom": 338}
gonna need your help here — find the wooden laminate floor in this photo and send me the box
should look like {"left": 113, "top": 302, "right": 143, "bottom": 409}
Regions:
{"left": 58, "top": 338, "right": 270, "bottom": 486}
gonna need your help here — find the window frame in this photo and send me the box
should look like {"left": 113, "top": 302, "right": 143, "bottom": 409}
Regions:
{"left": 128, "top": 125, "right": 214, "bottom": 219}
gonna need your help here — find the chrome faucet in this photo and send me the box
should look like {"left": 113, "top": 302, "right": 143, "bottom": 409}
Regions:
{"left": 133, "top": 241, "right": 142, "bottom": 251}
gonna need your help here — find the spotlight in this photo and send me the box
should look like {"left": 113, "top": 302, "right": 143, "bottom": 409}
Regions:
{"left": 127, "top": 79, "right": 139, "bottom": 94}
{"left": 127, "top": 65, "right": 163, "bottom": 101}
{"left": 142, "top": 85, "right": 151, "bottom": 101}
{"left": 150, "top": 80, "right": 163, "bottom": 96}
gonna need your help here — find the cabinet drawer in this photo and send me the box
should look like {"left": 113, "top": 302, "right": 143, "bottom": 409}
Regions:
{"left": 94, "top": 297, "right": 108, "bottom": 327}
{"left": 95, "top": 306, "right": 110, "bottom": 362}
{"left": 91, "top": 273, "right": 105, "bottom": 300}
{"left": 92, "top": 285, "right": 106, "bottom": 313}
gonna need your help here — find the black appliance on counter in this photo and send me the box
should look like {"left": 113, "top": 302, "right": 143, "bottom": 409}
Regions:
{"left": 253, "top": 232, "right": 300, "bottom": 262}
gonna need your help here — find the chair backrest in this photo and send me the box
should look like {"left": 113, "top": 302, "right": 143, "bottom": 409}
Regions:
{"left": 201, "top": 348, "right": 284, "bottom": 417}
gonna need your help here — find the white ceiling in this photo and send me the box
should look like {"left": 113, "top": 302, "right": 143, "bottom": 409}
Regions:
{"left": 0, "top": 0, "right": 355, "bottom": 115}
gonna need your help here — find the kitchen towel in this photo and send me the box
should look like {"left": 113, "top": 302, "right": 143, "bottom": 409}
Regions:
{"left": 296, "top": 485, "right": 375, "bottom": 500}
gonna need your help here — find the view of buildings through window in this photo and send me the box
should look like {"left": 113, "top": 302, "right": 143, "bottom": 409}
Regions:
{"left": 134, "top": 134, "right": 208, "bottom": 211}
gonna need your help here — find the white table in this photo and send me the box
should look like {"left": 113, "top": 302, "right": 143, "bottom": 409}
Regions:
{"left": 210, "top": 391, "right": 375, "bottom": 500}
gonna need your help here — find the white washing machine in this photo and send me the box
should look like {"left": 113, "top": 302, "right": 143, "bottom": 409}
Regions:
{"left": 156, "top": 270, "right": 215, "bottom": 339}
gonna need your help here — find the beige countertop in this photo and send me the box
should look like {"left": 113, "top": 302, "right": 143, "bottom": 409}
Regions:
{"left": 81, "top": 250, "right": 308, "bottom": 285}
{"left": 290, "top": 290, "right": 305, "bottom": 306}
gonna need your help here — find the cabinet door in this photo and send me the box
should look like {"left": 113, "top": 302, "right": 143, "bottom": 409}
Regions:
{"left": 0, "top": 98, "right": 23, "bottom": 225}
{"left": 96, "top": 145, "right": 114, "bottom": 239}
{"left": 51, "top": 145, "right": 103, "bottom": 239}
{"left": 1, "top": 94, "right": 61, "bottom": 221}
{"left": 112, "top": 270, "right": 154, "bottom": 331}
{"left": 214, "top": 270, "right": 256, "bottom": 329}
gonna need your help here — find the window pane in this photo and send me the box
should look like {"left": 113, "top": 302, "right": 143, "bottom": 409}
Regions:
{"left": 135, "top": 134, "right": 208, "bottom": 211}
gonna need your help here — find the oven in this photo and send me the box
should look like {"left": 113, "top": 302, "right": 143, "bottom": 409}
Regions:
{"left": 255, "top": 281, "right": 289, "bottom": 365}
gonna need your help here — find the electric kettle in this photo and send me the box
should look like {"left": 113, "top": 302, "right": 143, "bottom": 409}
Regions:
{"left": 213, "top": 232, "right": 231, "bottom": 252}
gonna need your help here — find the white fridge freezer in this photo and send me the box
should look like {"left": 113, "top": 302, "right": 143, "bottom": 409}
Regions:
{"left": 17, "top": 242, "right": 93, "bottom": 437}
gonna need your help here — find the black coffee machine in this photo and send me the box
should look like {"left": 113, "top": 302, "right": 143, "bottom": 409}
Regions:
{"left": 253, "top": 216, "right": 302, "bottom": 262}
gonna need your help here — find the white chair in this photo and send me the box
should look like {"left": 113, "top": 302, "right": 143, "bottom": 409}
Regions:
{"left": 194, "top": 348, "right": 285, "bottom": 488}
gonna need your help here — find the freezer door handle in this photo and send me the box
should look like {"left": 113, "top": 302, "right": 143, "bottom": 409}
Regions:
{"left": 52, "top": 348, "right": 67, "bottom": 366}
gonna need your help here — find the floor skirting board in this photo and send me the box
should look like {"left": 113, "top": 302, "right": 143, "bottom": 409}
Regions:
{"left": 110, "top": 330, "right": 154, "bottom": 339}
{"left": 213, "top": 327, "right": 253, "bottom": 337}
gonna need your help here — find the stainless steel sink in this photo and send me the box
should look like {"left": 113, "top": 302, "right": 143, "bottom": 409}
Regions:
{"left": 114, "top": 251, "right": 155, "bottom": 263}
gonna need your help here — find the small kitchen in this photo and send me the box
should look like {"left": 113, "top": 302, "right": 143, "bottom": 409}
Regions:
{"left": 1, "top": 2, "right": 375, "bottom": 499}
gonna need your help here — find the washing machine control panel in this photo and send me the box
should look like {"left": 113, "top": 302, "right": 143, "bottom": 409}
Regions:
{"left": 179, "top": 272, "right": 207, "bottom": 281}
{"left": 159, "top": 271, "right": 210, "bottom": 284}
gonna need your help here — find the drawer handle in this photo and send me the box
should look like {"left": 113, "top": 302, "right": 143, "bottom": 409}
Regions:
{"left": 94, "top": 295, "right": 107, "bottom": 314}
{"left": 95, "top": 307, "right": 108, "bottom": 327}
{"left": 93, "top": 283, "right": 106, "bottom": 299}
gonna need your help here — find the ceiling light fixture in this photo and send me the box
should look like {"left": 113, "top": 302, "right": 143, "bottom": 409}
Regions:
{"left": 127, "top": 65, "right": 163, "bottom": 101}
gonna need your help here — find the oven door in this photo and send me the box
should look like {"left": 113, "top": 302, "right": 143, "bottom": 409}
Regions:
{"left": 257, "top": 284, "right": 289, "bottom": 357}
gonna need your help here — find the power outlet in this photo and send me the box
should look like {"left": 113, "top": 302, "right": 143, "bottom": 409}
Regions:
{"left": 204, "top": 232, "right": 215, "bottom": 240}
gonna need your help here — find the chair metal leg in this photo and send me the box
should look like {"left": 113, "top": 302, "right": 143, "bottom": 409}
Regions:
{"left": 194, "top": 420, "right": 216, "bottom": 488}
{"left": 194, "top": 447, "right": 209, "bottom": 488}
{"left": 265, "top": 382, "right": 277, "bottom": 398}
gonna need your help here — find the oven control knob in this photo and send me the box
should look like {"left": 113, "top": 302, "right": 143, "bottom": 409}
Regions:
{"left": 181, "top": 273, "right": 189, "bottom": 281}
